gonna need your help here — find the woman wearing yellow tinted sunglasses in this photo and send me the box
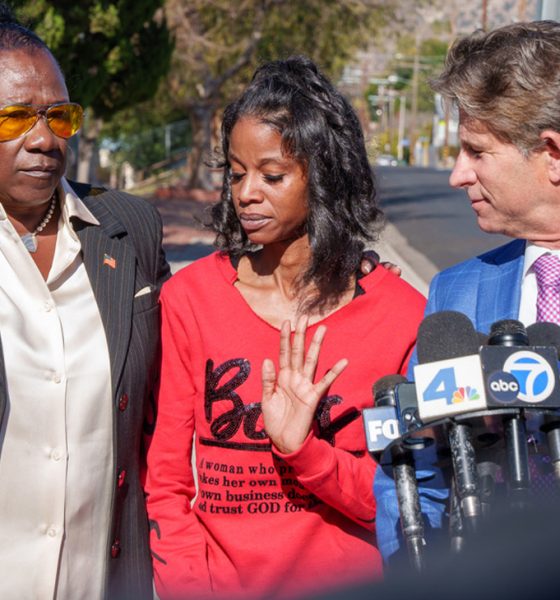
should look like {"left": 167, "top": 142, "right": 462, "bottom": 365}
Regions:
{"left": 0, "top": 3, "right": 169, "bottom": 600}
{"left": 0, "top": 102, "right": 83, "bottom": 141}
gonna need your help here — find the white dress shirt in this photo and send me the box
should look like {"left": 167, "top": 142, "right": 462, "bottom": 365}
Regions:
{"left": 0, "top": 179, "right": 113, "bottom": 600}
{"left": 519, "top": 242, "right": 560, "bottom": 326}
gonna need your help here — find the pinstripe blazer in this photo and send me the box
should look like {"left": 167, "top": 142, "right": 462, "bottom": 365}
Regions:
{"left": 0, "top": 182, "right": 170, "bottom": 599}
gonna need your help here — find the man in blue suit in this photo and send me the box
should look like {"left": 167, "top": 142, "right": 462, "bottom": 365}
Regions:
{"left": 375, "top": 20, "right": 560, "bottom": 564}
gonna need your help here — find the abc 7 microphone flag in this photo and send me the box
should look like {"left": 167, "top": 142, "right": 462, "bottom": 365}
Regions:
{"left": 481, "top": 346, "right": 559, "bottom": 407}
{"left": 414, "top": 344, "right": 560, "bottom": 421}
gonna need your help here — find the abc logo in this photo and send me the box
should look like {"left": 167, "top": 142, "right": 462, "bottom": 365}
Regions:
{"left": 488, "top": 372, "right": 519, "bottom": 404}
{"left": 502, "top": 351, "right": 555, "bottom": 404}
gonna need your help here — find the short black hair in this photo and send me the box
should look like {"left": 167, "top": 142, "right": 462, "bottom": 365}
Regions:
{"left": 0, "top": 3, "right": 50, "bottom": 52}
{"left": 212, "top": 55, "right": 383, "bottom": 312}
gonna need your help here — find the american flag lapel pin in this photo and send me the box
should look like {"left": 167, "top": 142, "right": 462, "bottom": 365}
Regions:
{"left": 103, "top": 253, "right": 117, "bottom": 269}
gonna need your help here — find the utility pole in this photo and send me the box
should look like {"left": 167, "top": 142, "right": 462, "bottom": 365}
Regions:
{"left": 481, "top": 0, "right": 488, "bottom": 30}
{"left": 397, "top": 95, "right": 406, "bottom": 162}
{"left": 388, "top": 92, "right": 396, "bottom": 153}
{"left": 409, "top": 32, "right": 420, "bottom": 165}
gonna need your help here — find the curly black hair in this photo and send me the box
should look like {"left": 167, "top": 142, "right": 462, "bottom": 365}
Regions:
{"left": 211, "top": 55, "right": 384, "bottom": 313}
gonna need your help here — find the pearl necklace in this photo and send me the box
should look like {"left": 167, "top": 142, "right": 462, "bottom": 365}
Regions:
{"left": 20, "top": 195, "right": 57, "bottom": 253}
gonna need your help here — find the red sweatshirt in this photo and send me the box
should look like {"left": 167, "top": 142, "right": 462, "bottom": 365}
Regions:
{"left": 145, "top": 252, "right": 426, "bottom": 599}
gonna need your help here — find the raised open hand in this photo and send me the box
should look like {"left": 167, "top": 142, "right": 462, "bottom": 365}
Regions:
{"left": 261, "top": 316, "right": 348, "bottom": 454}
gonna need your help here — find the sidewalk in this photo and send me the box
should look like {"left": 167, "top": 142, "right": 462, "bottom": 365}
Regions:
{"left": 376, "top": 222, "right": 438, "bottom": 297}
{"left": 149, "top": 195, "right": 438, "bottom": 297}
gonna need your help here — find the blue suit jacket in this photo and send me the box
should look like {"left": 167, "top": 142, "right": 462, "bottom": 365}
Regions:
{"left": 375, "top": 238, "right": 525, "bottom": 562}
{"left": 423, "top": 238, "right": 524, "bottom": 334}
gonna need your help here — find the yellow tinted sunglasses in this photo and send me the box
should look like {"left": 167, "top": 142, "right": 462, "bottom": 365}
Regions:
{"left": 0, "top": 102, "right": 83, "bottom": 142}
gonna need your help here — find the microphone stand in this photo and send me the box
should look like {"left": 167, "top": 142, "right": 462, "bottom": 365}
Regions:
{"left": 391, "top": 443, "right": 426, "bottom": 572}
{"left": 374, "top": 376, "right": 426, "bottom": 571}
{"left": 504, "top": 411, "right": 531, "bottom": 509}
{"left": 447, "top": 420, "right": 481, "bottom": 534}
{"left": 543, "top": 412, "right": 560, "bottom": 483}
{"left": 448, "top": 478, "right": 465, "bottom": 554}
{"left": 488, "top": 320, "right": 531, "bottom": 510}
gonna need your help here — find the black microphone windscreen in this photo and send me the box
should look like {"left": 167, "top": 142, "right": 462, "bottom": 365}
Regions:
{"left": 488, "top": 319, "right": 528, "bottom": 346}
{"left": 526, "top": 322, "right": 560, "bottom": 359}
{"left": 416, "top": 311, "right": 478, "bottom": 364}
{"left": 373, "top": 374, "right": 408, "bottom": 407}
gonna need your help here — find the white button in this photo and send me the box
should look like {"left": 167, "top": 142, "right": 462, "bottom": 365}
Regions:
{"left": 44, "top": 371, "right": 60, "bottom": 382}
{"left": 51, "top": 449, "right": 62, "bottom": 461}
{"left": 43, "top": 300, "right": 53, "bottom": 312}
{"left": 47, "top": 528, "right": 57, "bottom": 538}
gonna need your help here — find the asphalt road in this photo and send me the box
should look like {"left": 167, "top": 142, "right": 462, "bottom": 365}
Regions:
{"left": 375, "top": 166, "right": 510, "bottom": 271}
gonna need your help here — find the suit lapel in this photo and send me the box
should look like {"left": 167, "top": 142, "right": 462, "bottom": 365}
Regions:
{"left": 0, "top": 337, "right": 6, "bottom": 425}
{"left": 74, "top": 194, "right": 136, "bottom": 398}
{"left": 475, "top": 239, "right": 525, "bottom": 333}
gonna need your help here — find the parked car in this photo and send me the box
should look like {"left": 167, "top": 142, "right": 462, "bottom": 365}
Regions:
{"left": 375, "top": 154, "right": 398, "bottom": 167}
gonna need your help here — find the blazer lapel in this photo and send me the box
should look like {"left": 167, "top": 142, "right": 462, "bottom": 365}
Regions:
{"left": 74, "top": 196, "right": 136, "bottom": 398}
{"left": 475, "top": 239, "right": 525, "bottom": 333}
{"left": 0, "top": 337, "right": 6, "bottom": 425}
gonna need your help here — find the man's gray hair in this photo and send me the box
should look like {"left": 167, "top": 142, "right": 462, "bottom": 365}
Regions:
{"left": 432, "top": 20, "right": 560, "bottom": 156}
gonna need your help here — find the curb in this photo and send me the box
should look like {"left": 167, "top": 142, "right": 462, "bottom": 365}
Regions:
{"left": 374, "top": 222, "right": 438, "bottom": 297}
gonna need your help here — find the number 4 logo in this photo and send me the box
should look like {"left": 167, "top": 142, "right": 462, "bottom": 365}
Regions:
{"left": 422, "top": 367, "right": 457, "bottom": 405}
{"left": 413, "top": 356, "right": 487, "bottom": 422}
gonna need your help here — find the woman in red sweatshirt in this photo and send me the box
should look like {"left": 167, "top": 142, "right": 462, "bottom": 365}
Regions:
{"left": 145, "top": 56, "right": 426, "bottom": 599}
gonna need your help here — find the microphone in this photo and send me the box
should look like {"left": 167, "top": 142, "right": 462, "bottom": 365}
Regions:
{"left": 416, "top": 311, "right": 481, "bottom": 362}
{"left": 526, "top": 321, "right": 560, "bottom": 354}
{"left": 394, "top": 381, "right": 423, "bottom": 433}
{"left": 527, "top": 322, "right": 560, "bottom": 481}
{"left": 414, "top": 312, "right": 487, "bottom": 423}
{"left": 363, "top": 375, "right": 407, "bottom": 454}
{"left": 489, "top": 319, "right": 529, "bottom": 346}
{"left": 473, "top": 330, "right": 500, "bottom": 517}
{"left": 363, "top": 376, "right": 428, "bottom": 449}
{"left": 374, "top": 374, "right": 409, "bottom": 407}
{"left": 479, "top": 321, "right": 560, "bottom": 409}
{"left": 369, "top": 375, "right": 426, "bottom": 572}
{"left": 487, "top": 319, "right": 531, "bottom": 509}
{"left": 415, "top": 311, "right": 483, "bottom": 534}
